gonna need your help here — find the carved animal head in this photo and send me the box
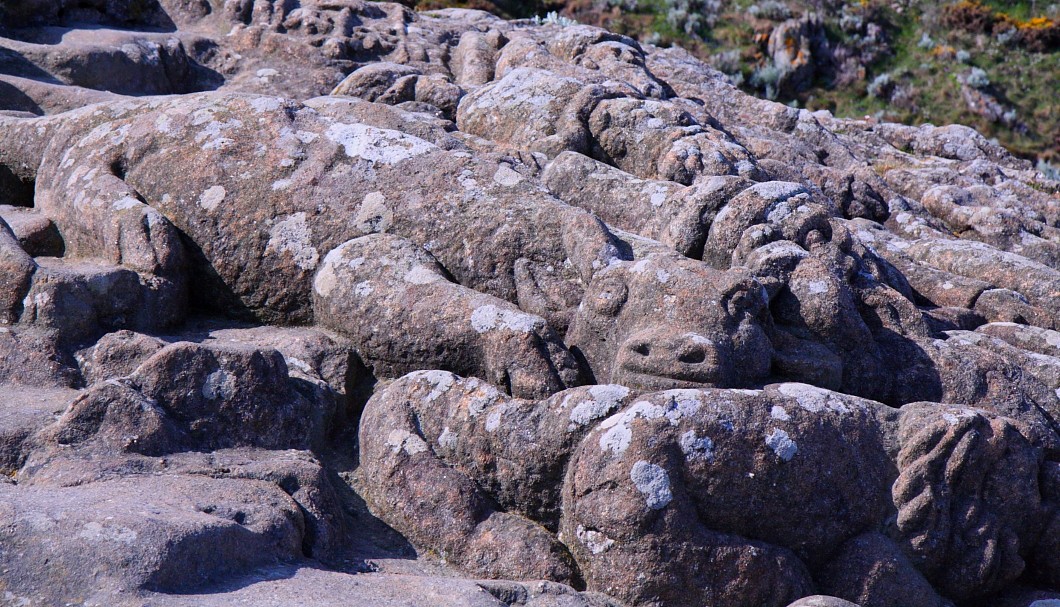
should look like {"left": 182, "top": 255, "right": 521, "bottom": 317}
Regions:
{"left": 566, "top": 251, "right": 773, "bottom": 391}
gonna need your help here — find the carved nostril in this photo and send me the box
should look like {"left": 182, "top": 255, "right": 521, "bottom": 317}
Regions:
{"left": 678, "top": 349, "right": 707, "bottom": 364}
{"left": 632, "top": 342, "right": 650, "bottom": 357}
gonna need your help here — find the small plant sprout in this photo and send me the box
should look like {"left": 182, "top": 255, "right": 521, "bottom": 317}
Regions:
{"left": 533, "top": 11, "right": 578, "bottom": 27}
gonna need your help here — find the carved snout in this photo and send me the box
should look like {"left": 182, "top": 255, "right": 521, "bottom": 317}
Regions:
{"left": 612, "top": 327, "right": 731, "bottom": 390}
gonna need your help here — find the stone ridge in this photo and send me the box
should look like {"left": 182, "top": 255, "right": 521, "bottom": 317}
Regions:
{"left": 0, "top": 2, "right": 1059, "bottom": 606}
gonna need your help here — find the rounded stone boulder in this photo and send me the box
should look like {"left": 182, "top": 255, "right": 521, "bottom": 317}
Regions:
{"left": 561, "top": 383, "right": 898, "bottom": 607}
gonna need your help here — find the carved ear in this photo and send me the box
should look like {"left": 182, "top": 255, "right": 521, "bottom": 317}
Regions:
{"left": 582, "top": 270, "right": 628, "bottom": 318}
{"left": 560, "top": 209, "right": 628, "bottom": 285}
{"left": 514, "top": 258, "right": 580, "bottom": 334}
{"left": 719, "top": 269, "right": 767, "bottom": 321}
{"left": 774, "top": 203, "right": 832, "bottom": 249}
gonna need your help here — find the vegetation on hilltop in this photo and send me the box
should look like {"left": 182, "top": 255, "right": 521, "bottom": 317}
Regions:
{"left": 406, "top": 0, "right": 1060, "bottom": 165}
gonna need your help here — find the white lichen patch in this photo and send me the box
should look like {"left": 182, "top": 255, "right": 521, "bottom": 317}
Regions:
{"left": 776, "top": 383, "right": 852, "bottom": 415}
{"left": 354, "top": 281, "right": 373, "bottom": 297}
{"left": 585, "top": 385, "right": 632, "bottom": 410}
{"left": 386, "top": 429, "right": 429, "bottom": 455}
{"left": 266, "top": 212, "right": 320, "bottom": 270}
{"left": 314, "top": 248, "right": 345, "bottom": 297}
{"left": 249, "top": 96, "right": 283, "bottom": 113}
{"left": 111, "top": 196, "right": 142, "bottom": 211}
{"left": 355, "top": 191, "right": 393, "bottom": 233}
{"left": 325, "top": 123, "right": 437, "bottom": 164}
{"left": 198, "top": 185, "right": 226, "bottom": 211}
{"left": 189, "top": 104, "right": 220, "bottom": 123}
{"left": 438, "top": 427, "right": 458, "bottom": 450}
{"left": 80, "top": 122, "right": 114, "bottom": 149}
{"left": 568, "top": 385, "right": 631, "bottom": 431}
{"left": 684, "top": 333, "right": 714, "bottom": 347}
{"left": 411, "top": 370, "right": 456, "bottom": 402}
{"left": 770, "top": 405, "right": 791, "bottom": 421}
{"left": 202, "top": 370, "right": 235, "bottom": 401}
{"left": 23, "top": 289, "right": 52, "bottom": 315}
{"left": 155, "top": 114, "right": 173, "bottom": 134}
{"left": 195, "top": 119, "right": 242, "bottom": 150}
{"left": 79, "top": 166, "right": 99, "bottom": 184}
{"left": 285, "top": 356, "right": 313, "bottom": 374}
{"left": 735, "top": 159, "right": 757, "bottom": 175}
{"left": 458, "top": 169, "right": 479, "bottom": 191}
{"left": 941, "top": 407, "right": 980, "bottom": 426}
{"left": 576, "top": 525, "right": 615, "bottom": 555}
{"left": 679, "top": 430, "right": 714, "bottom": 462}
{"left": 765, "top": 200, "right": 793, "bottom": 224}
{"left": 470, "top": 304, "right": 543, "bottom": 334}
{"left": 630, "top": 461, "right": 673, "bottom": 510}
{"left": 404, "top": 265, "right": 441, "bottom": 285}
{"left": 78, "top": 521, "right": 137, "bottom": 545}
{"left": 765, "top": 428, "right": 797, "bottom": 461}
{"left": 109, "top": 124, "right": 131, "bottom": 147}
{"left": 1041, "top": 328, "right": 1060, "bottom": 350}
{"left": 598, "top": 401, "right": 665, "bottom": 455}
{"left": 203, "top": 137, "right": 235, "bottom": 151}
{"left": 493, "top": 164, "right": 524, "bottom": 186}
{"left": 660, "top": 390, "right": 703, "bottom": 425}
{"left": 805, "top": 280, "right": 831, "bottom": 295}
{"left": 466, "top": 385, "right": 502, "bottom": 417}
{"left": 750, "top": 180, "right": 807, "bottom": 202}
{"left": 485, "top": 405, "right": 505, "bottom": 433}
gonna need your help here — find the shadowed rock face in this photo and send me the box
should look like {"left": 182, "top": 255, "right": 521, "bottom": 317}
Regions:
{"left": 2, "top": 2, "right": 1060, "bottom": 607}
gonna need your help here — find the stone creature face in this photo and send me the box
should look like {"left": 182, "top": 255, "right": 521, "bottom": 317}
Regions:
{"left": 567, "top": 253, "right": 773, "bottom": 391}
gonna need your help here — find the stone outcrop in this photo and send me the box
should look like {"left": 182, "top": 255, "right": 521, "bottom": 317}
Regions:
{"left": 1, "top": 2, "right": 1059, "bottom": 606}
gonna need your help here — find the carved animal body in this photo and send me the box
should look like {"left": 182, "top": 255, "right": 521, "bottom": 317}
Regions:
{"left": 0, "top": 91, "right": 795, "bottom": 400}
{"left": 4, "top": 87, "right": 1060, "bottom": 433}
{"left": 358, "top": 370, "right": 1057, "bottom": 607}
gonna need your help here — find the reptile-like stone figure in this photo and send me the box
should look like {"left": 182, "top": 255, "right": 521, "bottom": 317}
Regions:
{"left": 0, "top": 92, "right": 776, "bottom": 400}
{"left": 359, "top": 370, "right": 1058, "bottom": 607}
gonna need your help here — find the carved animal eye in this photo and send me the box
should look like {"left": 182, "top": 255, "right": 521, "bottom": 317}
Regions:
{"left": 589, "top": 277, "right": 628, "bottom": 317}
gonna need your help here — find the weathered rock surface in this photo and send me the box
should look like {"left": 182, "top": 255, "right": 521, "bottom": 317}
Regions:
{"left": 1, "top": 1, "right": 1060, "bottom": 605}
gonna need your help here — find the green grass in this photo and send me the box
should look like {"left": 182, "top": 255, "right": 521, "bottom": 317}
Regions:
{"left": 756, "top": 1, "right": 1059, "bottom": 161}
{"left": 413, "top": 0, "right": 1059, "bottom": 161}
